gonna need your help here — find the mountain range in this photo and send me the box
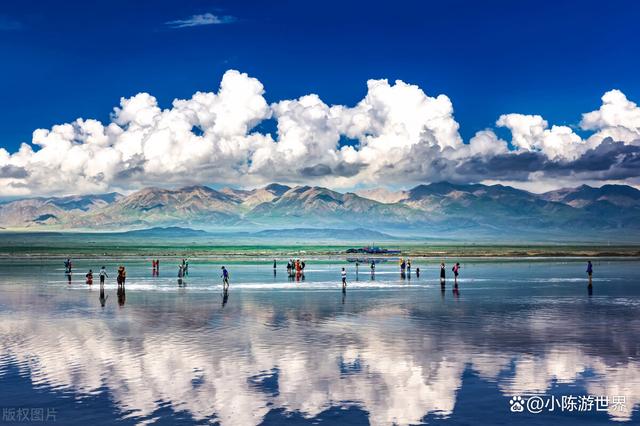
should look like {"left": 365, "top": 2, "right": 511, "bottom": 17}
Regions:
{"left": 1, "top": 182, "right": 639, "bottom": 242}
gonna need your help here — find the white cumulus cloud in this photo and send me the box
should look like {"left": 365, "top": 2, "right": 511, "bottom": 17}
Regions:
{"left": 0, "top": 70, "right": 639, "bottom": 197}
{"left": 581, "top": 89, "right": 640, "bottom": 144}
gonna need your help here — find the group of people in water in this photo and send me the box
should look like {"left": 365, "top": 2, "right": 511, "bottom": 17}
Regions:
{"left": 285, "top": 259, "right": 306, "bottom": 277}
{"left": 177, "top": 258, "right": 188, "bottom": 284}
{"left": 64, "top": 257, "right": 597, "bottom": 307}
{"left": 439, "top": 262, "right": 461, "bottom": 283}
{"left": 398, "top": 258, "right": 418, "bottom": 277}
{"left": 63, "top": 260, "right": 127, "bottom": 307}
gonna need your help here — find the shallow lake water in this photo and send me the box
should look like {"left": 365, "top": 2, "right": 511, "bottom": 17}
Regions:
{"left": 0, "top": 257, "right": 639, "bottom": 425}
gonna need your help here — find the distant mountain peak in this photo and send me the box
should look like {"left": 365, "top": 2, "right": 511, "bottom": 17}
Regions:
{"left": 178, "top": 184, "right": 215, "bottom": 192}
{"left": 263, "top": 183, "right": 291, "bottom": 195}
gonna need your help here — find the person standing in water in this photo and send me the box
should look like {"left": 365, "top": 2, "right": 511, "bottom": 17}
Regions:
{"left": 407, "top": 259, "right": 412, "bottom": 275}
{"left": 440, "top": 262, "right": 446, "bottom": 284}
{"left": 586, "top": 261, "right": 593, "bottom": 285}
{"left": 370, "top": 261, "right": 376, "bottom": 279}
{"left": 416, "top": 267, "right": 420, "bottom": 278}
{"left": 64, "top": 258, "right": 72, "bottom": 274}
{"left": 221, "top": 266, "right": 230, "bottom": 290}
{"left": 85, "top": 269, "right": 93, "bottom": 285}
{"left": 341, "top": 267, "right": 347, "bottom": 291}
{"left": 452, "top": 262, "right": 460, "bottom": 285}
{"left": 117, "top": 266, "right": 126, "bottom": 286}
{"left": 99, "top": 266, "right": 108, "bottom": 285}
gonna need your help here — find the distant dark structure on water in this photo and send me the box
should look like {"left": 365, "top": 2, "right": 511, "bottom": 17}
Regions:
{"left": 345, "top": 245, "right": 401, "bottom": 255}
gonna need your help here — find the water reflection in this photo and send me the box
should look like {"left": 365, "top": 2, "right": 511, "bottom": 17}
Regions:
{"left": 99, "top": 283, "right": 107, "bottom": 308}
{"left": 0, "top": 260, "right": 639, "bottom": 425}
{"left": 452, "top": 283, "right": 460, "bottom": 299}
{"left": 1, "top": 297, "right": 638, "bottom": 425}
{"left": 116, "top": 284, "right": 125, "bottom": 307}
{"left": 222, "top": 288, "right": 229, "bottom": 307}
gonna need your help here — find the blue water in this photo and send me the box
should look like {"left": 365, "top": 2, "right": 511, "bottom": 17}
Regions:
{"left": 0, "top": 257, "right": 638, "bottom": 425}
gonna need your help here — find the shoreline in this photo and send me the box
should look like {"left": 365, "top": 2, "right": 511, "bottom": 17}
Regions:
{"left": 1, "top": 244, "right": 639, "bottom": 260}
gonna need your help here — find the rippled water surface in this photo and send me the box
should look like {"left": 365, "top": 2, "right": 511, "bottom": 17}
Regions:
{"left": 0, "top": 257, "right": 639, "bottom": 425}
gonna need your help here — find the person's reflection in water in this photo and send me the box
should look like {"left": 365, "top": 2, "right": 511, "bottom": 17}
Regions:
{"left": 452, "top": 283, "right": 460, "bottom": 299}
{"left": 99, "top": 282, "right": 108, "bottom": 308}
{"left": 66, "top": 272, "right": 72, "bottom": 285}
{"left": 222, "top": 288, "right": 229, "bottom": 307}
{"left": 441, "top": 282, "right": 446, "bottom": 300}
{"left": 588, "top": 282, "right": 593, "bottom": 297}
{"left": 342, "top": 286, "right": 346, "bottom": 304}
{"left": 117, "top": 283, "right": 126, "bottom": 307}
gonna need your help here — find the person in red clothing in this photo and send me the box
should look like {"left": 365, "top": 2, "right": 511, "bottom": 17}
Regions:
{"left": 452, "top": 262, "right": 460, "bottom": 285}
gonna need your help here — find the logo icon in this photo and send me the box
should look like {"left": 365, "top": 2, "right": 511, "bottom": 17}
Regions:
{"left": 510, "top": 395, "right": 525, "bottom": 412}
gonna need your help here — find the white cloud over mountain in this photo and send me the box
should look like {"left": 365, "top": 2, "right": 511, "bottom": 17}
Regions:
{"left": 1, "top": 70, "right": 639, "bottom": 196}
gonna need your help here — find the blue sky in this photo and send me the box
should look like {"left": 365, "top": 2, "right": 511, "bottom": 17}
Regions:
{"left": 1, "top": 0, "right": 639, "bottom": 196}
{"left": 1, "top": 0, "right": 638, "bottom": 149}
